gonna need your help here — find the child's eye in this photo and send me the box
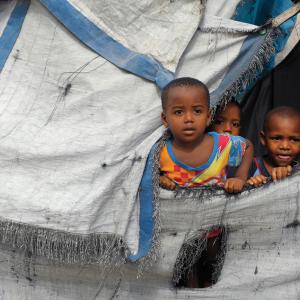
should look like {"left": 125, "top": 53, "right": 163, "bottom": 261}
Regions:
{"left": 194, "top": 108, "right": 202, "bottom": 114}
{"left": 270, "top": 136, "right": 281, "bottom": 141}
{"left": 214, "top": 119, "right": 223, "bottom": 125}
{"left": 232, "top": 121, "right": 240, "bottom": 128}
{"left": 290, "top": 137, "right": 300, "bottom": 142}
{"left": 174, "top": 110, "right": 183, "bottom": 115}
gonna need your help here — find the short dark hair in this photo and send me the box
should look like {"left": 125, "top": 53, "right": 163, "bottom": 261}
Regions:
{"left": 161, "top": 77, "right": 210, "bottom": 110}
{"left": 263, "top": 106, "right": 300, "bottom": 132}
{"left": 214, "top": 99, "right": 241, "bottom": 116}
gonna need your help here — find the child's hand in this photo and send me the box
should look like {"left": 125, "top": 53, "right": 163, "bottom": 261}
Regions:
{"left": 271, "top": 165, "right": 292, "bottom": 182}
{"left": 159, "top": 175, "right": 176, "bottom": 190}
{"left": 222, "top": 177, "right": 246, "bottom": 193}
{"left": 247, "top": 175, "right": 267, "bottom": 187}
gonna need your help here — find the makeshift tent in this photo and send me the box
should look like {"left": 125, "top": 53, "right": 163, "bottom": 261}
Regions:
{"left": 0, "top": 0, "right": 300, "bottom": 299}
{"left": 242, "top": 38, "right": 300, "bottom": 155}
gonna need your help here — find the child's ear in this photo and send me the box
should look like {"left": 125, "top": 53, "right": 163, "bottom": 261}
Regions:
{"left": 161, "top": 112, "right": 168, "bottom": 128}
{"left": 260, "top": 130, "right": 266, "bottom": 146}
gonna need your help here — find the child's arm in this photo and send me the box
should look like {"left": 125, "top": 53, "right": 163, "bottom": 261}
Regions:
{"left": 160, "top": 175, "right": 176, "bottom": 190}
{"left": 224, "top": 139, "right": 253, "bottom": 193}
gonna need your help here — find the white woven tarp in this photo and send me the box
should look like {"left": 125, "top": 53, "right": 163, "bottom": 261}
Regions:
{"left": 0, "top": 0, "right": 260, "bottom": 257}
{"left": 1, "top": 173, "right": 300, "bottom": 299}
{"left": 0, "top": 0, "right": 299, "bottom": 299}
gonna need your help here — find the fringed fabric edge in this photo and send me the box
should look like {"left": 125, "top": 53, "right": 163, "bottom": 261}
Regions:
{"left": 0, "top": 219, "right": 127, "bottom": 266}
{"left": 199, "top": 26, "right": 259, "bottom": 34}
{"left": 214, "top": 27, "right": 281, "bottom": 112}
{"left": 136, "top": 130, "right": 170, "bottom": 276}
{"left": 172, "top": 226, "right": 228, "bottom": 286}
{"left": 172, "top": 230, "right": 208, "bottom": 285}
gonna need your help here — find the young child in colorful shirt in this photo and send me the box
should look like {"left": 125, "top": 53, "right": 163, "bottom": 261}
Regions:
{"left": 160, "top": 132, "right": 245, "bottom": 187}
{"left": 159, "top": 77, "right": 253, "bottom": 193}
{"left": 210, "top": 100, "right": 242, "bottom": 178}
{"left": 248, "top": 106, "right": 300, "bottom": 187}
{"left": 159, "top": 77, "right": 253, "bottom": 288}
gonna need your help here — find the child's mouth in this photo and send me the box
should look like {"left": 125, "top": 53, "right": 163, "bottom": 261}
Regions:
{"left": 183, "top": 128, "right": 195, "bottom": 135}
{"left": 277, "top": 154, "right": 292, "bottom": 162}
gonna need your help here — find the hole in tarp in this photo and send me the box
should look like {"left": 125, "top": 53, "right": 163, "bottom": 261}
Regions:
{"left": 172, "top": 225, "right": 227, "bottom": 288}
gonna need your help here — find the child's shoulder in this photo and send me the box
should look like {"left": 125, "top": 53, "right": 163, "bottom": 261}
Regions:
{"left": 207, "top": 131, "right": 246, "bottom": 144}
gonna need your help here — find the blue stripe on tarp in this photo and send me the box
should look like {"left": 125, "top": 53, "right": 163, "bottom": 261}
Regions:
{"left": 128, "top": 143, "right": 157, "bottom": 261}
{"left": 0, "top": 0, "right": 29, "bottom": 71}
{"left": 234, "top": 0, "right": 296, "bottom": 63}
{"left": 230, "top": 0, "right": 296, "bottom": 98}
{"left": 234, "top": 0, "right": 295, "bottom": 27}
{"left": 211, "top": 0, "right": 297, "bottom": 106}
{"left": 39, "top": 0, "right": 174, "bottom": 89}
{"left": 210, "top": 32, "right": 266, "bottom": 107}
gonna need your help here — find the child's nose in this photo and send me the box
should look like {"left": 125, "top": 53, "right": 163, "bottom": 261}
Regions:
{"left": 184, "top": 112, "right": 194, "bottom": 122}
{"left": 280, "top": 140, "right": 290, "bottom": 150}
{"left": 223, "top": 122, "right": 232, "bottom": 134}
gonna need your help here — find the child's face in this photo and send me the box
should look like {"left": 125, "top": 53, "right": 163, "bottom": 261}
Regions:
{"left": 261, "top": 115, "right": 300, "bottom": 167}
{"left": 213, "top": 103, "right": 241, "bottom": 136}
{"left": 161, "top": 85, "right": 211, "bottom": 144}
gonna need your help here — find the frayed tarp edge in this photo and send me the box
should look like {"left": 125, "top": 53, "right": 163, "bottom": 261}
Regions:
{"left": 0, "top": 219, "right": 128, "bottom": 266}
{"left": 210, "top": 27, "right": 281, "bottom": 113}
{"left": 128, "top": 131, "right": 169, "bottom": 275}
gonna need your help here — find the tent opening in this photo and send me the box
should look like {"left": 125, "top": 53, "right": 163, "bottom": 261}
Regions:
{"left": 172, "top": 226, "right": 227, "bottom": 288}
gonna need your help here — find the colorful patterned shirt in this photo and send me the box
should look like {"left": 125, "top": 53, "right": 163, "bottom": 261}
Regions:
{"left": 160, "top": 132, "right": 247, "bottom": 187}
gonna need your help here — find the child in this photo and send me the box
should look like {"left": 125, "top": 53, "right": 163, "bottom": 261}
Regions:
{"left": 159, "top": 77, "right": 253, "bottom": 288}
{"left": 159, "top": 77, "right": 253, "bottom": 193}
{"left": 211, "top": 101, "right": 242, "bottom": 179}
{"left": 212, "top": 100, "right": 241, "bottom": 136}
{"left": 248, "top": 106, "right": 300, "bottom": 187}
